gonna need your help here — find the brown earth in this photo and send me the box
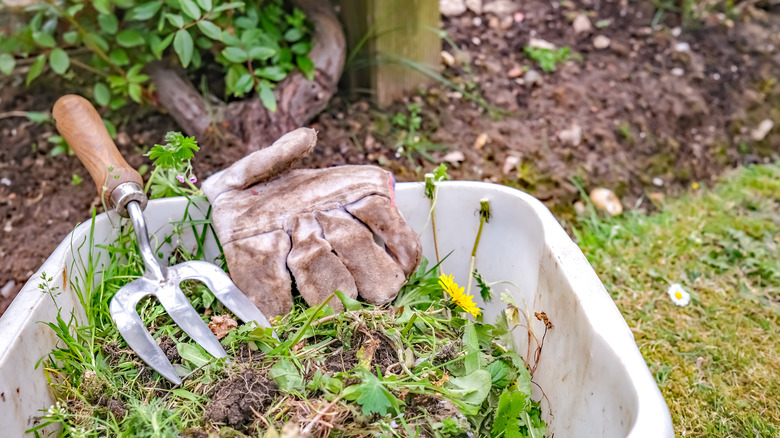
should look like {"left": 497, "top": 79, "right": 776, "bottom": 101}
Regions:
{"left": 1, "top": 0, "right": 779, "bottom": 315}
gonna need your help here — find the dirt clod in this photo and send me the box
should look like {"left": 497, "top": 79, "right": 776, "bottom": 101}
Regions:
{"left": 204, "top": 369, "right": 278, "bottom": 428}
{"left": 157, "top": 335, "right": 181, "bottom": 363}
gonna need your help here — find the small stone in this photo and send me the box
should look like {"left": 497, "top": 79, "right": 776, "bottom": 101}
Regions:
{"left": 483, "top": 0, "right": 519, "bottom": 15}
{"left": 441, "top": 0, "right": 467, "bottom": 16}
{"left": 474, "top": 133, "right": 489, "bottom": 150}
{"left": 528, "top": 38, "right": 556, "bottom": 50}
{"left": 465, "top": 0, "right": 482, "bottom": 13}
{"left": 593, "top": 35, "right": 611, "bottom": 49}
{"left": 441, "top": 50, "right": 456, "bottom": 67}
{"left": 0, "top": 280, "right": 15, "bottom": 298}
{"left": 573, "top": 201, "right": 586, "bottom": 215}
{"left": 0, "top": 177, "right": 11, "bottom": 186}
{"left": 455, "top": 50, "right": 471, "bottom": 65}
{"left": 750, "top": 119, "right": 774, "bottom": 141}
{"left": 652, "top": 177, "right": 664, "bottom": 187}
{"left": 3, "top": 222, "right": 11, "bottom": 233}
{"left": 674, "top": 42, "right": 691, "bottom": 53}
{"left": 590, "top": 188, "right": 623, "bottom": 216}
{"left": 507, "top": 66, "right": 524, "bottom": 78}
{"left": 471, "top": 36, "right": 481, "bottom": 45}
{"left": 488, "top": 16, "right": 500, "bottom": 28}
{"left": 472, "top": 16, "right": 482, "bottom": 26}
{"left": 524, "top": 69, "right": 542, "bottom": 87}
{"left": 671, "top": 67, "right": 684, "bottom": 76}
{"left": 442, "top": 150, "right": 465, "bottom": 165}
{"left": 514, "top": 12, "right": 524, "bottom": 22}
{"left": 558, "top": 123, "right": 582, "bottom": 146}
{"left": 572, "top": 14, "right": 592, "bottom": 34}
{"left": 116, "top": 132, "right": 131, "bottom": 147}
{"left": 649, "top": 193, "right": 664, "bottom": 202}
{"left": 671, "top": 27, "right": 682, "bottom": 37}
{"left": 502, "top": 155, "right": 520, "bottom": 175}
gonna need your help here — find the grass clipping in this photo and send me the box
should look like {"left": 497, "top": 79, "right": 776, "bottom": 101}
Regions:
{"left": 32, "top": 202, "right": 547, "bottom": 437}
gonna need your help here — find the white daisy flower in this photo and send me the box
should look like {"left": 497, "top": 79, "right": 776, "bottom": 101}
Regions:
{"left": 667, "top": 283, "right": 690, "bottom": 306}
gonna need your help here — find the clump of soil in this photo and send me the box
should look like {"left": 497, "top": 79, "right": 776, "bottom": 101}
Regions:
{"left": 204, "top": 369, "right": 279, "bottom": 428}
{"left": 157, "top": 335, "right": 182, "bottom": 363}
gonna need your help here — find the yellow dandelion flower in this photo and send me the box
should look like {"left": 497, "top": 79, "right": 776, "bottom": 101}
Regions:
{"left": 438, "top": 274, "right": 482, "bottom": 317}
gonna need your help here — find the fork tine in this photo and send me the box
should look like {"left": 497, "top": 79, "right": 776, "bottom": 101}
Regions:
{"left": 154, "top": 280, "right": 228, "bottom": 360}
{"left": 174, "top": 261, "right": 272, "bottom": 328}
{"left": 109, "top": 279, "right": 181, "bottom": 385}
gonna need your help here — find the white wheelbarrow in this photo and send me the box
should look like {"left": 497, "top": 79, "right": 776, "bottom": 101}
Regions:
{"left": 0, "top": 182, "right": 674, "bottom": 437}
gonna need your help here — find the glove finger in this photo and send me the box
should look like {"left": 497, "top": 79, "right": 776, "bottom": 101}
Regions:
{"left": 287, "top": 212, "right": 358, "bottom": 312}
{"left": 223, "top": 230, "right": 292, "bottom": 318}
{"left": 315, "top": 209, "right": 405, "bottom": 305}
{"left": 345, "top": 195, "right": 422, "bottom": 276}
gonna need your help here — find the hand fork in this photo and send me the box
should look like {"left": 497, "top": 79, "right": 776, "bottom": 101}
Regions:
{"left": 53, "top": 95, "right": 272, "bottom": 384}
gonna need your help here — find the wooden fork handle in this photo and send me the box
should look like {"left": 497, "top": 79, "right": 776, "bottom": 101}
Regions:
{"left": 53, "top": 95, "right": 143, "bottom": 205}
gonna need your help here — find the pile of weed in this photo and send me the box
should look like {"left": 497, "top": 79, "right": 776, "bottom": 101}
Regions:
{"left": 574, "top": 164, "right": 780, "bottom": 436}
{"left": 33, "top": 203, "right": 546, "bottom": 437}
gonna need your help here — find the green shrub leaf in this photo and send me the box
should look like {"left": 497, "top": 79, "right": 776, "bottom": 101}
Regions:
{"left": 196, "top": 0, "right": 212, "bottom": 12}
{"left": 94, "top": 83, "right": 111, "bottom": 106}
{"left": 0, "top": 54, "right": 15, "bottom": 76}
{"left": 248, "top": 46, "right": 275, "bottom": 61}
{"left": 63, "top": 31, "right": 79, "bottom": 45}
{"left": 179, "top": 0, "right": 201, "bottom": 20}
{"left": 126, "top": 1, "right": 163, "bottom": 21}
{"left": 92, "top": 0, "right": 111, "bottom": 15}
{"left": 32, "top": 31, "right": 56, "bottom": 48}
{"left": 258, "top": 80, "right": 276, "bottom": 112}
{"left": 173, "top": 29, "right": 194, "bottom": 68}
{"left": 165, "top": 13, "right": 185, "bottom": 28}
{"left": 117, "top": 29, "right": 145, "bottom": 47}
{"left": 128, "top": 83, "right": 142, "bottom": 103}
{"left": 26, "top": 54, "right": 46, "bottom": 85}
{"left": 109, "top": 49, "right": 129, "bottom": 66}
{"left": 97, "top": 14, "right": 118, "bottom": 34}
{"left": 222, "top": 46, "right": 248, "bottom": 63}
{"left": 49, "top": 49, "right": 70, "bottom": 75}
{"left": 196, "top": 20, "right": 222, "bottom": 41}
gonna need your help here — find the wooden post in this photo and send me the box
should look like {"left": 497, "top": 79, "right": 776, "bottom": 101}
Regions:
{"left": 337, "top": 0, "right": 440, "bottom": 107}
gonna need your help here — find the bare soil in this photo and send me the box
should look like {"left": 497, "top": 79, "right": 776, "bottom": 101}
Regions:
{"left": 1, "top": 0, "right": 778, "bottom": 314}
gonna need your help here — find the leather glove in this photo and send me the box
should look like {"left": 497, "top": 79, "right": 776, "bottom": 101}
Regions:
{"left": 202, "top": 128, "right": 422, "bottom": 318}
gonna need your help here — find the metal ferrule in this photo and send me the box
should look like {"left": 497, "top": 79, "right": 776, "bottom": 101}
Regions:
{"left": 110, "top": 182, "right": 148, "bottom": 217}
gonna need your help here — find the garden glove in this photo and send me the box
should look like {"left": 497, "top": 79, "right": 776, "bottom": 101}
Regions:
{"left": 202, "top": 128, "right": 422, "bottom": 318}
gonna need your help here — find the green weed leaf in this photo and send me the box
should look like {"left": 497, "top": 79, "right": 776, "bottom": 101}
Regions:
{"left": 445, "top": 369, "right": 491, "bottom": 405}
{"left": 146, "top": 131, "right": 199, "bottom": 170}
{"left": 335, "top": 290, "right": 362, "bottom": 311}
{"left": 176, "top": 343, "right": 210, "bottom": 367}
{"left": 342, "top": 370, "right": 400, "bottom": 416}
{"left": 269, "top": 359, "right": 304, "bottom": 393}
{"left": 196, "top": 0, "right": 212, "bottom": 11}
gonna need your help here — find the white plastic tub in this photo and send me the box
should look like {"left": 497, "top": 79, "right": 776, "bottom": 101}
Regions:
{"left": 0, "top": 182, "right": 673, "bottom": 437}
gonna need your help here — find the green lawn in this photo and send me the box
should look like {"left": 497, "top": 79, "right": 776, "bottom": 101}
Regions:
{"left": 573, "top": 164, "right": 779, "bottom": 437}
